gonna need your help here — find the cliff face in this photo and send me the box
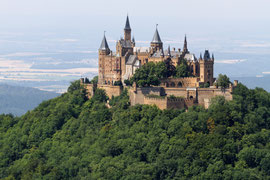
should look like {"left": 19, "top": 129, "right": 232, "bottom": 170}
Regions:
{"left": 1, "top": 81, "right": 270, "bottom": 179}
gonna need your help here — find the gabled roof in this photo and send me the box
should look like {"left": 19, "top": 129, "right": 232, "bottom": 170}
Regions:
{"left": 126, "top": 55, "right": 138, "bottom": 65}
{"left": 99, "top": 34, "right": 110, "bottom": 50}
{"left": 152, "top": 27, "right": 162, "bottom": 44}
{"left": 124, "top": 15, "right": 131, "bottom": 30}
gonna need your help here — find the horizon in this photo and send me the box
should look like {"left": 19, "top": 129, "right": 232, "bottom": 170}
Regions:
{"left": 0, "top": 0, "right": 270, "bottom": 92}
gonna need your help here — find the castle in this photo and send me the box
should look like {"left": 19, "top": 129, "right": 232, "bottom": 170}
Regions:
{"left": 82, "top": 16, "right": 237, "bottom": 109}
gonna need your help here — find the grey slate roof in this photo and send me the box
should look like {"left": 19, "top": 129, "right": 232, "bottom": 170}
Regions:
{"left": 152, "top": 28, "right": 162, "bottom": 43}
{"left": 119, "top": 39, "right": 133, "bottom": 48}
{"left": 124, "top": 15, "right": 131, "bottom": 30}
{"left": 184, "top": 53, "right": 197, "bottom": 61}
{"left": 126, "top": 55, "right": 138, "bottom": 65}
{"left": 151, "top": 49, "right": 164, "bottom": 58}
{"left": 204, "top": 50, "right": 211, "bottom": 60}
{"left": 99, "top": 35, "right": 110, "bottom": 50}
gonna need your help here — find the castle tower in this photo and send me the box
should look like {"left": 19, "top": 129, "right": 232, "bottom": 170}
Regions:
{"left": 183, "top": 35, "right": 189, "bottom": 54}
{"left": 124, "top": 15, "right": 131, "bottom": 41}
{"left": 98, "top": 33, "right": 110, "bottom": 84}
{"left": 199, "top": 50, "right": 214, "bottom": 86}
{"left": 151, "top": 25, "right": 163, "bottom": 52}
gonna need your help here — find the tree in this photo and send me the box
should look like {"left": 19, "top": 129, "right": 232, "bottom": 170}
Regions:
{"left": 216, "top": 74, "right": 230, "bottom": 88}
{"left": 130, "top": 62, "right": 167, "bottom": 87}
{"left": 174, "top": 59, "right": 190, "bottom": 78}
{"left": 90, "top": 76, "right": 98, "bottom": 84}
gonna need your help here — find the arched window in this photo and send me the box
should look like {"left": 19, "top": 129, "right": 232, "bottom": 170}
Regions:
{"left": 105, "top": 80, "right": 107, "bottom": 84}
{"left": 171, "top": 82, "right": 175, "bottom": 87}
{"left": 178, "top": 82, "right": 182, "bottom": 87}
{"left": 108, "top": 81, "right": 110, "bottom": 85}
{"left": 190, "top": 96, "right": 193, "bottom": 99}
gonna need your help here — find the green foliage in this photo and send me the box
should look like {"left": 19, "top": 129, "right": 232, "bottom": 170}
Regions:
{"left": 216, "top": 74, "right": 231, "bottom": 88}
{"left": 130, "top": 61, "right": 177, "bottom": 87}
{"left": 145, "top": 94, "right": 166, "bottom": 99}
{"left": 90, "top": 76, "right": 98, "bottom": 84}
{"left": 1, "top": 81, "right": 270, "bottom": 179}
{"left": 114, "top": 80, "right": 123, "bottom": 86}
{"left": 174, "top": 59, "right": 190, "bottom": 78}
{"left": 91, "top": 88, "right": 108, "bottom": 103}
{"left": 124, "top": 79, "right": 131, "bottom": 86}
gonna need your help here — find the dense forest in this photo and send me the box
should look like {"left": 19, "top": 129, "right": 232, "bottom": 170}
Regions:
{"left": 0, "top": 84, "right": 59, "bottom": 116}
{"left": 1, "top": 80, "right": 270, "bottom": 179}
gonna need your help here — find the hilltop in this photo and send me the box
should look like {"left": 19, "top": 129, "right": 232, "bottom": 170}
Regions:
{"left": 1, "top": 80, "right": 270, "bottom": 179}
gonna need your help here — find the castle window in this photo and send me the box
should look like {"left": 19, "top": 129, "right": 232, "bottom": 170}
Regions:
{"left": 108, "top": 81, "right": 110, "bottom": 85}
{"left": 178, "top": 82, "right": 182, "bottom": 87}
{"left": 171, "top": 82, "right": 175, "bottom": 87}
{"left": 190, "top": 96, "right": 193, "bottom": 99}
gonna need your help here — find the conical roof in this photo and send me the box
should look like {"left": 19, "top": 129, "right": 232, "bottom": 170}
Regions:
{"left": 152, "top": 27, "right": 162, "bottom": 43}
{"left": 99, "top": 34, "right": 110, "bottom": 50}
{"left": 167, "top": 45, "right": 171, "bottom": 56}
{"left": 124, "top": 15, "right": 131, "bottom": 30}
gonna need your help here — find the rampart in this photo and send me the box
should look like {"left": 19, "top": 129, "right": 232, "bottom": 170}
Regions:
{"left": 160, "top": 77, "right": 200, "bottom": 88}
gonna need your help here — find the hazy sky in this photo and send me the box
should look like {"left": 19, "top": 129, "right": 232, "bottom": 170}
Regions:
{"left": 0, "top": 0, "right": 269, "bottom": 29}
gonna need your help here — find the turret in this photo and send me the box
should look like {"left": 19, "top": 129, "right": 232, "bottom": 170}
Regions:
{"left": 99, "top": 33, "right": 110, "bottom": 55}
{"left": 151, "top": 25, "right": 163, "bottom": 52}
{"left": 183, "top": 35, "right": 189, "bottom": 54}
{"left": 199, "top": 50, "right": 214, "bottom": 86}
{"left": 124, "top": 15, "right": 131, "bottom": 41}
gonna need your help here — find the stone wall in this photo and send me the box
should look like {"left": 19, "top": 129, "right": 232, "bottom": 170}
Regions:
{"left": 160, "top": 77, "right": 200, "bottom": 88}
{"left": 144, "top": 97, "right": 167, "bottom": 109}
{"left": 98, "top": 84, "right": 122, "bottom": 98}
{"left": 129, "top": 85, "right": 234, "bottom": 109}
{"left": 167, "top": 98, "right": 186, "bottom": 109}
{"left": 196, "top": 87, "right": 233, "bottom": 107}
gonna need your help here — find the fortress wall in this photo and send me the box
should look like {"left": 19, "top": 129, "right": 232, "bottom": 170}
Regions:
{"left": 164, "top": 88, "right": 187, "bottom": 97}
{"left": 197, "top": 88, "right": 233, "bottom": 107}
{"left": 98, "top": 84, "right": 122, "bottom": 99}
{"left": 83, "top": 83, "right": 95, "bottom": 98}
{"left": 160, "top": 77, "right": 200, "bottom": 88}
{"left": 167, "top": 98, "right": 185, "bottom": 109}
{"left": 144, "top": 97, "right": 167, "bottom": 110}
{"left": 129, "top": 86, "right": 165, "bottom": 106}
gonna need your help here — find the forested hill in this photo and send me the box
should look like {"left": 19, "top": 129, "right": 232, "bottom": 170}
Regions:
{"left": 1, "top": 81, "right": 270, "bottom": 179}
{"left": 0, "top": 84, "right": 59, "bottom": 116}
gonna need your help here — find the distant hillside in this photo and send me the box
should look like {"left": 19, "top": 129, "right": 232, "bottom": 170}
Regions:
{"left": 0, "top": 84, "right": 59, "bottom": 116}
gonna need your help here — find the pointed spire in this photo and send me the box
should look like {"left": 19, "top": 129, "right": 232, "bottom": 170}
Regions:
{"left": 200, "top": 53, "right": 202, "bottom": 59}
{"left": 124, "top": 15, "right": 131, "bottom": 30}
{"left": 161, "top": 48, "right": 164, "bottom": 57}
{"left": 167, "top": 45, "right": 171, "bottom": 56}
{"left": 99, "top": 32, "right": 110, "bottom": 51}
{"left": 212, "top": 53, "right": 214, "bottom": 60}
{"left": 183, "top": 34, "right": 188, "bottom": 52}
{"left": 152, "top": 24, "right": 162, "bottom": 43}
{"left": 204, "top": 50, "right": 210, "bottom": 60}
{"left": 132, "top": 36, "right": 135, "bottom": 43}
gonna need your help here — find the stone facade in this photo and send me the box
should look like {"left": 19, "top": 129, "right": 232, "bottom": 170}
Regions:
{"left": 98, "top": 16, "right": 214, "bottom": 87}
{"left": 82, "top": 16, "right": 237, "bottom": 110}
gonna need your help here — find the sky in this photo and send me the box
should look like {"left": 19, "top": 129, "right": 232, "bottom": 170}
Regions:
{"left": 0, "top": 0, "right": 270, "bottom": 92}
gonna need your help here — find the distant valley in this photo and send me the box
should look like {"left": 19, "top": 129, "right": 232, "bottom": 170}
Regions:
{"left": 0, "top": 84, "right": 59, "bottom": 116}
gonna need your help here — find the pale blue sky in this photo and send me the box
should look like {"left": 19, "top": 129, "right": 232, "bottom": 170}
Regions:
{"left": 0, "top": 0, "right": 269, "bottom": 29}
